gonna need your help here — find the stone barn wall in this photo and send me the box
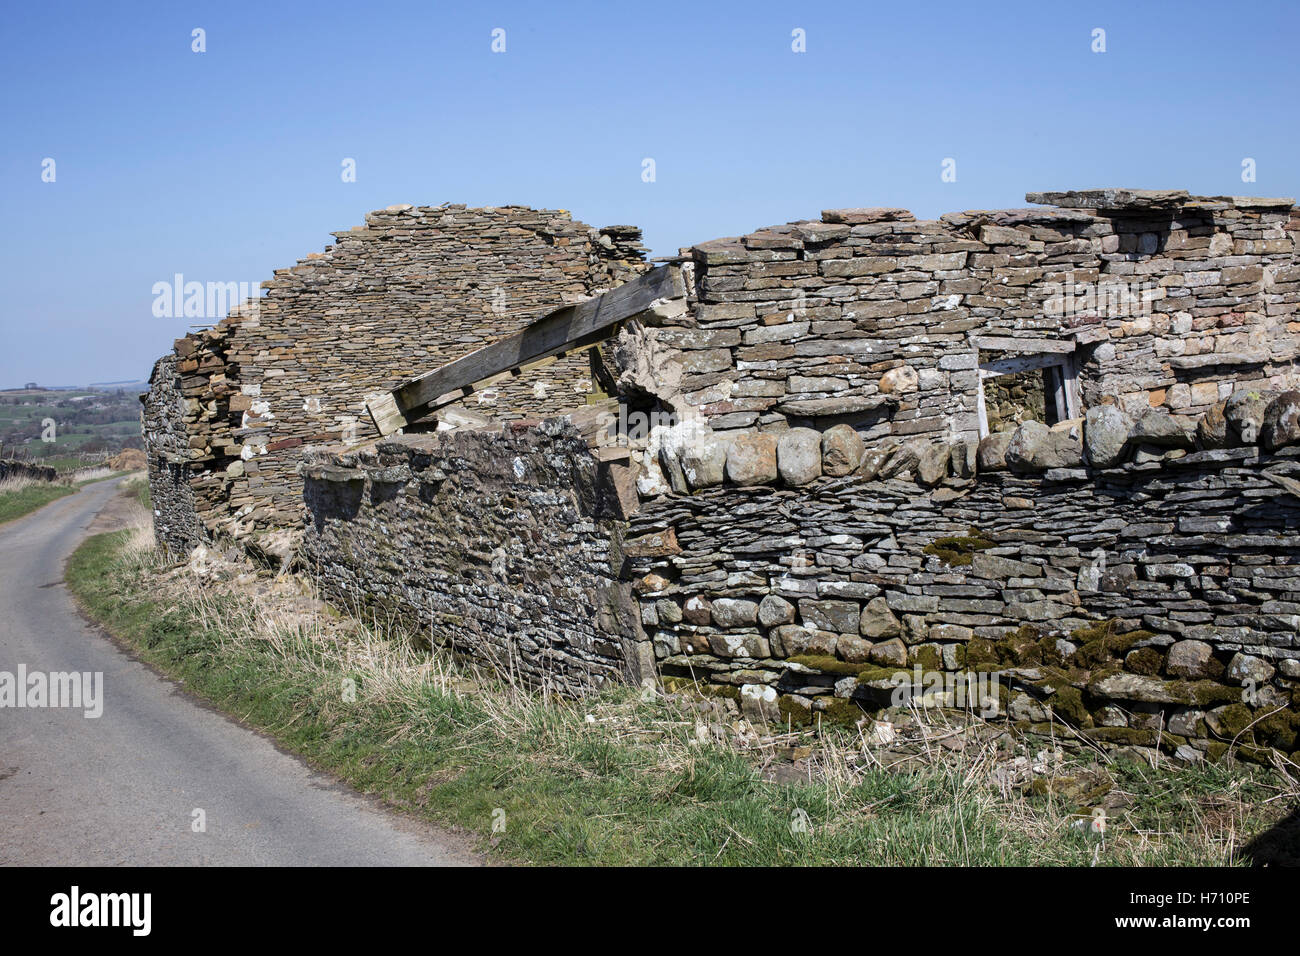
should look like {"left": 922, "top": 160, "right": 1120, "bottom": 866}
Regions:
{"left": 624, "top": 427, "right": 1300, "bottom": 764}
{"left": 298, "top": 387, "right": 1300, "bottom": 763}
{"left": 143, "top": 204, "right": 647, "bottom": 554}
{"left": 146, "top": 187, "right": 1300, "bottom": 764}
{"left": 628, "top": 190, "right": 1298, "bottom": 449}
{"left": 299, "top": 419, "right": 651, "bottom": 696}
{"left": 141, "top": 354, "right": 203, "bottom": 555}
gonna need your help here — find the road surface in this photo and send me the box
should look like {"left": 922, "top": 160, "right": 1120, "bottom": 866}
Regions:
{"left": 0, "top": 477, "right": 479, "bottom": 865}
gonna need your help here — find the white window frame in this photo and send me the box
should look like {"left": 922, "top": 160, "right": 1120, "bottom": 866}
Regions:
{"left": 973, "top": 337, "right": 1080, "bottom": 438}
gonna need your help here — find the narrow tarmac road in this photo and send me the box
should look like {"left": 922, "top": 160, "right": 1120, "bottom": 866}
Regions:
{"left": 0, "top": 478, "right": 480, "bottom": 865}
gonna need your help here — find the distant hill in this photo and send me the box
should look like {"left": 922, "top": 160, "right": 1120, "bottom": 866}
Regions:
{"left": 2, "top": 380, "right": 148, "bottom": 393}
{"left": 88, "top": 380, "right": 149, "bottom": 390}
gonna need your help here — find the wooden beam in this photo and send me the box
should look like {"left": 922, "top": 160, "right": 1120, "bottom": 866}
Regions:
{"left": 979, "top": 353, "right": 1068, "bottom": 377}
{"left": 367, "top": 265, "right": 686, "bottom": 435}
{"left": 368, "top": 350, "right": 581, "bottom": 435}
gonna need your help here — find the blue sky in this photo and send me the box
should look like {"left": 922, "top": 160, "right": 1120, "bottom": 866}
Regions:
{"left": 2, "top": 0, "right": 1297, "bottom": 387}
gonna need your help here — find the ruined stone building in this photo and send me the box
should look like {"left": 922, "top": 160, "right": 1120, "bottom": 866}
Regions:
{"left": 143, "top": 204, "right": 647, "bottom": 555}
{"left": 145, "top": 188, "right": 1300, "bottom": 765}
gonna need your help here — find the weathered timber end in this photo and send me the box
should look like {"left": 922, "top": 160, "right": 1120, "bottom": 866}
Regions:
{"left": 366, "top": 263, "right": 688, "bottom": 435}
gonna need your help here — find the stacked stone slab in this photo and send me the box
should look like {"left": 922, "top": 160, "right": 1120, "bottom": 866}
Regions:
{"left": 152, "top": 187, "right": 1300, "bottom": 765}
{"left": 620, "top": 190, "right": 1298, "bottom": 448}
{"left": 141, "top": 352, "right": 204, "bottom": 554}
{"left": 299, "top": 419, "right": 651, "bottom": 695}
{"left": 0, "top": 460, "right": 57, "bottom": 483}
{"left": 143, "top": 204, "right": 648, "bottom": 555}
{"left": 301, "top": 388, "right": 1300, "bottom": 763}
{"left": 621, "top": 389, "right": 1300, "bottom": 764}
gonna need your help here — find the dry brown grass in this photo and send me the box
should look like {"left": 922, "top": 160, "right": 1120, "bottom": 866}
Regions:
{"left": 86, "top": 508, "right": 1299, "bottom": 866}
{"left": 0, "top": 474, "right": 50, "bottom": 495}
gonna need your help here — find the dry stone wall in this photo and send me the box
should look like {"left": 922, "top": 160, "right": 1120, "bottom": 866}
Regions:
{"left": 630, "top": 190, "right": 1299, "bottom": 448}
{"left": 622, "top": 390, "right": 1300, "bottom": 765}
{"left": 299, "top": 420, "right": 651, "bottom": 695}
{"left": 298, "top": 385, "right": 1300, "bottom": 764}
{"left": 142, "top": 353, "right": 204, "bottom": 555}
{"left": 144, "top": 204, "right": 647, "bottom": 555}
{"left": 0, "top": 460, "right": 57, "bottom": 483}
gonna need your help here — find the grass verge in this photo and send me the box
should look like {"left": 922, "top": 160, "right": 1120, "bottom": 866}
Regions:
{"left": 0, "top": 477, "right": 75, "bottom": 524}
{"left": 66, "top": 518, "right": 1297, "bottom": 866}
{"left": 118, "top": 475, "right": 149, "bottom": 508}
{"left": 0, "top": 467, "right": 140, "bottom": 526}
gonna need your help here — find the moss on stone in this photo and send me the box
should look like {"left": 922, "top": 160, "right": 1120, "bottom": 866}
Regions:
{"left": 661, "top": 675, "right": 691, "bottom": 694}
{"left": 1125, "top": 647, "right": 1164, "bottom": 676}
{"left": 1028, "top": 772, "right": 1113, "bottom": 805}
{"left": 1072, "top": 619, "right": 1156, "bottom": 668}
{"left": 1017, "top": 720, "right": 1057, "bottom": 736}
{"left": 1269, "top": 726, "right": 1297, "bottom": 751}
{"left": 911, "top": 645, "right": 942, "bottom": 671}
{"left": 1257, "top": 710, "right": 1300, "bottom": 750}
{"left": 1032, "top": 665, "right": 1090, "bottom": 690}
{"left": 1085, "top": 727, "right": 1186, "bottom": 752}
{"left": 856, "top": 665, "right": 912, "bottom": 683}
{"left": 966, "top": 637, "right": 999, "bottom": 666}
{"left": 1205, "top": 741, "right": 1230, "bottom": 762}
{"left": 816, "top": 698, "right": 866, "bottom": 725}
{"left": 1158, "top": 731, "right": 1189, "bottom": 754}
{"left": 1038, "top": 634, "right": 1069, "bottom": 666}
{"left": 777, "top": 694, "right": 813, "bottom": 726}
{"left": 987, "top": 677, "right": 1014, "bottom": 711}
{"left": 1235, "top": 744, "right": 1283, "bottom": 767}
{"left": 1212, "top": 703, "right": 1255, "bottom": 738}
{"left": 996, "top": 625, "right": 1044, "bottom": 665}
{"left": 1165, "top": 680, "right": 1241, "bottom": 708}
{"left": 1070, "top": 620, "right": 1117, "bottom": 645}
{"left": 922, "top": 527, "right": 996, "bottom": 566}
{"left": 1047, "top": 685, "right": 1093, "bottom": 728}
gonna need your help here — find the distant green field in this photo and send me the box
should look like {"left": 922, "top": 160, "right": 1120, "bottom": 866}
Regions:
{"left": 0, "top": 387, "right": 143, "bottom": 464}
{"left": 31, "top": 455, "right": 95, "bottom": 473}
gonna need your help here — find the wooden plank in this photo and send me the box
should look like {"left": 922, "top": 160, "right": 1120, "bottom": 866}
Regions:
{"left": 1044, "top": 364, "right": 1067, "bottom": 423}
{"left": 978, "top": 353, "right": 1066, "bottom": 378}
{"left": 1061, "top": 355, "right": 1081, "bottom": 420}
{"left": 367, "top": 265, "right": 685, "bottom": 435}
{"left": 368, "top": 353, "right": 577, "bottom": 435}
{"left": 395, "top": 266, "right": 680, "bottom": 410}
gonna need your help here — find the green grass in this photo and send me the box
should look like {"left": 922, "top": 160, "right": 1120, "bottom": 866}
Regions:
{"left": 120, "top": 476, "right": 150, "bottom": 508}
{"left": 65, "top": 529, "right": 1295, "bottom": 866}
{"left": 74, "top": 469, "right": 131, "bottom": 487}
{"left": 37, "top": 454, "right": 101, "bottom": 473}
{"left": 0, "top": 481, "right": 74, "bottom": 524}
